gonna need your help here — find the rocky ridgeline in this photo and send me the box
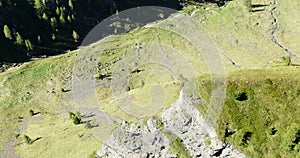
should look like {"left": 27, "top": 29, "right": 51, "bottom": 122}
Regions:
{"left": 161, "top": 91, "right": 245, "bottom": 158}
{"left": 97, "top": 91, "right": 245, "bottom": 158}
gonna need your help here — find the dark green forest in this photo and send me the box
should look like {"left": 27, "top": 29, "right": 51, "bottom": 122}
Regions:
{"left": 0, "top": 0, "right": 183, "bottom": 63}
{"left": 0, "top": 0, "right": 227, "bottom": 63}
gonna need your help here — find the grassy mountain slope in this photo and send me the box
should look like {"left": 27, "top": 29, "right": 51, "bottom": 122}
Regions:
{"left": 198, "top": 67, "right": 300, "bottom": 157}
{"left": 0, "top": 0, "right": 299, "bottom": 157}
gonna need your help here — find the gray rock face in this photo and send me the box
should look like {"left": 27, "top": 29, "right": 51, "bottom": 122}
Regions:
{"left": 161, "top": 90, "right": 245, "bottom": 158}
{"left": 97, "top": 90, "right": 245, "bottom": 158}
{"left": 97, "top": 120, "right": 174, "bottom": 158}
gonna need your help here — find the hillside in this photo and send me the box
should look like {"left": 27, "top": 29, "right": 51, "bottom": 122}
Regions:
{"left": 0, "top": 0, "right": 182, "bottom": 63}
{"left": 0, "top": 0, "right": 300, "bottom": 157}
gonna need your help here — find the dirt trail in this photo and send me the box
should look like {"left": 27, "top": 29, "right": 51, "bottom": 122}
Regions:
{"left": 1, "top": 141, "right": 19, "bottom": 158}
{"left": 269, "top": 0, "right": 297, "bottom": 57}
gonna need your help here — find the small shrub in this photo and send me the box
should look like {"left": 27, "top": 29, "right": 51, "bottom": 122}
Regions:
{"left": 85, "top": 122, "right": 92, "bottom": 129}
{"left": 88, "top": 151, "right": 97, "bottom": 158}
{"left": 61, "top": 88, "right": 71, "bottom": 92}
{"left": 156, "top": 118, "right": 164, "bottom": 129}
{"left": 233, "top": 131, "right": 252, "bottom": 147}
{"left": 69, "top": 111, "right": 82, "bottom": 125}
{"left": 29, "top": 109, "right": 35, "bottom": 116}
{"left": 23, "top": 135, "right": 41, "bottom": 144}
{"left": 18, "top": 116, "right": 23, "bottom": 122}
{"left": 15, "top": 134, "right": 20, "bottom": 139}
{"left": 225, "top": 128, "right": 236, "bottom": 137}
{"left": 205, "top": 138, "right": 211, "bottom": 146}
{"left": 282, "top": 56, "right": 292, "bottom": 66}
{"left": 233, "top": 91, "right": 248, "bottom": 101}
{"left": 75, "top": 111, "right": 81, "bottom": 120}
{"left": 268, "top": 127, "right": 277, "bottom": 135}
{"left": 73, "top": 116, "right": 81, "bottom": 125}
{"left": 24, "top": 135, "right": 33, "bottom": 144}
{"left": 242, "top": 132, "right": 253, "bottom": 145}
{"left": 264, "top": 79, "right": 273, "bottom": 85}
{"left": 68, "top": 111, "right": 75, "bottom": 119}
{"left": 297, "top": 90, "right": 300, "bottom": 97}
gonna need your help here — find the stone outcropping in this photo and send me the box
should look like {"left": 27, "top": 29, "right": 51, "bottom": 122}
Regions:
{"left": 161, "top": 91, "right": 245, "bottom": 158}
{"left": 97, "top": 91, "right": 245, "bottom": 158}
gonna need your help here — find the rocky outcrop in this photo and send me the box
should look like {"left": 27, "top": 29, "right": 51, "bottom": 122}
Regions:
{"left": 97, "top": 90, "right": 245, "bottom": 158}
{"left": 97, "top": 120, "right": 174, "bottom": 158}
{"left": 161, "top": 90, "right": 245, "bottom": 158}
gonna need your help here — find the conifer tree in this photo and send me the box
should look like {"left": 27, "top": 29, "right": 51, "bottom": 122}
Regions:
{"left": 15, "top": 32, "right": 23, "bottom": 45}
{"left": 42, "top": 13, "right": 48, "bottom": 21}
{"left": 56, "top": 7, "right": 60, "bottom": 15}
{"left": 25, "top": 39, "right": 33, "bottom": 51}
{"left": 67, "top": 15, "right": 72, "bottom": 23}
{"left": 72, "top": 30, "right": 79, "bottom": 42}
{"left": 3, "top": 25, "right": 12, "bottom": 40}
{"left": 68, "top": 0, "right": 74, "bottom": 10}
{"left": 34, "top": 0, "right": 46, "bottom": 16}
{"left": 59, "top": 7, "right": 66, "bottom": 24}
{"left": 50, "top": 17, "right": 57, "bottom": 28}
{"left": 59, "top": 14, "right": 65, "bottom": 24}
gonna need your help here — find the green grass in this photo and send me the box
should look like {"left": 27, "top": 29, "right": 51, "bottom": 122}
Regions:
{"left": 194, "top": 0, "right": 291, "bottom": 70}
{"left": 0, "top": 51, "right": 118, "bottom": 157}
{"left": 15, "top": 114, "right": 102, "bottom": 158}
{"left": 0, "top": 60, "right": 53, "bottom": 150}
{"left": 1, "top": 0, "right": 299, "bottom": 157}
{"left": 0, "top": 52, "right": 81, "bottom": 153}
{"left": 197, "top": 66, "right": 300, "bottom": 157}
{"left": 0, "top": 62, "right": 51, "bottom": 109}
{"left": 92, "top": 27, "right": 209, "bottom": 121}
{"left": 164, "top": 130, "right": 191, "bottom": 158}
{"left": 276, "top": 0, "right": 300, "bottom": 63}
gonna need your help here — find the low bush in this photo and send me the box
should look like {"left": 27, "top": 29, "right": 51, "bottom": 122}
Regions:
{"left": 233, "top": 91, "right": 248, "bottom": 101}
{"left": 68, "top": 111, "right": 82, "bottom": 125}
{"left": 24, "top": 135, "right": 33, "bottom": 144}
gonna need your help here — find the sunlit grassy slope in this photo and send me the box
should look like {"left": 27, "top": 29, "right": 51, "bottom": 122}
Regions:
{"left": 198, "top": 67, "right": 300, "bottom": 157}
{"left": 0, "top": 53, "right": 104, "bottom": 157}
{"left": 16, "top": 115, "right": 102, "bottom": 158}
{"left": 276, "top": 0, "right": 300, "bottom": 60}
{"left": 0, "top": 0, "right": 299, "bottom": 157}
{"left": 0, "top": 54, "right": 73, "bottom": 149}
{"left": 94, "top": 28, "right": 209, "bottom": 122}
